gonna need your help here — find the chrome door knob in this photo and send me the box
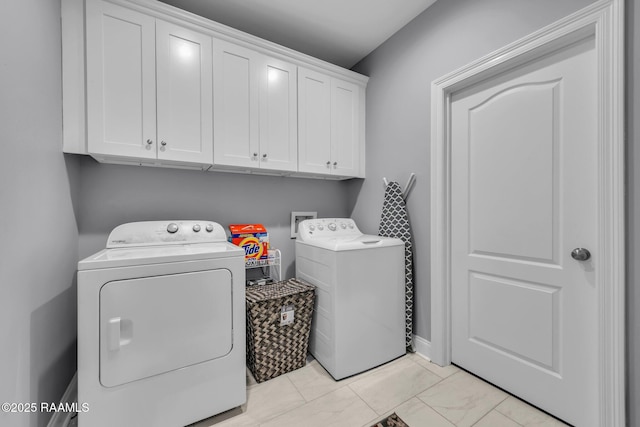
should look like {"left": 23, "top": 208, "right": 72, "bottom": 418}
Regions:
{"left": 571, "top": 248, "right": 591, "bottom": 261}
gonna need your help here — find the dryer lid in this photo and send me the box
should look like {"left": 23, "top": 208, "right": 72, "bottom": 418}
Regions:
{"left": 78, "top": 221, "right": 243, "bottom": 270}
{"left": 78, "top": 242, "right": 242, "bottom": 270}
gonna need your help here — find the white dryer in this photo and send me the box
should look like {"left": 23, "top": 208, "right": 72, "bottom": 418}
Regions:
{"left": 77, "top": 221, "right": 245, "bottom": 427}
{"left": 295, "top": 218, "right": 405, "bottom": 380}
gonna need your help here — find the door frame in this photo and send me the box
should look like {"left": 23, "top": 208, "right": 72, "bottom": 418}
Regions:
{"left": 429, "top": 1, "right": 625, "bottom": 425}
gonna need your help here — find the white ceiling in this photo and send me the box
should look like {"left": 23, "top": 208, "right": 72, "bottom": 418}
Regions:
{"left": 158, "top": 0, "right": 437, "bottom": 68}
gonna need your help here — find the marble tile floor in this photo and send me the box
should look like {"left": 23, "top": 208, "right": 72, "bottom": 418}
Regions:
{"left": 189, "top": 353, "right": 569, "bottom": 427}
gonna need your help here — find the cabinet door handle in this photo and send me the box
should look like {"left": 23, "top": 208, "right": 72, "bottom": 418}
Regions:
{"left": 161, "top": 141, "right": 167, "bottom": 146}
{"left": 146, "top": 139, "right": 153, "bottom": 145}
{"left": 333, "top": 161, "right": 338, "bottom": 167}
{"left": 253, "top": 153, "right": 258, "bottom": 159}
{"left": 262, "top": 153, "right": 268, "bottom": 159}
{"left": 326, "top": 161, "right": 331, "bottom": 167}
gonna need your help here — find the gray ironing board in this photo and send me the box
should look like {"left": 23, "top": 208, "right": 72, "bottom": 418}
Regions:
{"left": 378, "top": 181, "right": 414, "bottom": 351}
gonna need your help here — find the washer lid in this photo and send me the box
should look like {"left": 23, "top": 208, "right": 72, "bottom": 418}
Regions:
{"left": 296, "top": 234, "right": 404, "bottom": 251}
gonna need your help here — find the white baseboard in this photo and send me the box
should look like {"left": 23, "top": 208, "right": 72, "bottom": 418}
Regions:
{"left": 412, "top": 334, "right": 431, "bottom": 360}
{"left": 47, "top": 372, "right": 77, "bottom": 427}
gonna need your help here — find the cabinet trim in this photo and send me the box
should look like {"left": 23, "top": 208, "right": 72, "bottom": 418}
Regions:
{"left": 101, "top": 0, "right": 368, "bottom": 86}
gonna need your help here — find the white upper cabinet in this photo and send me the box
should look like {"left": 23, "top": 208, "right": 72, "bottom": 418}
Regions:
{"left": 86, "top": 1, "right": 157, "bottom": 160}
{"left": 85, "top": 1, "right": 213, "bottom": 167}
{"left": 64, "top": 0, "right": 366, "bottom": 178}
{"left": 259, "top": 57, "right": 298, "bottom": 171}
{"left": 330, "top": 79, "right": 361, "bottom": 177}
{"left": 298, "top": 68, "right": 332, "bottom": 174}
{"left": 212, "top": 41, "right": 260, "bottom": 168}
{"left": 213, "top": 39, "right": 297, "bottom": 172}
{"left": 156, "top": 21, "right": 213, "bottom": 165}
{"left": 298, "top": 67, "right": 363, "bottom": 177}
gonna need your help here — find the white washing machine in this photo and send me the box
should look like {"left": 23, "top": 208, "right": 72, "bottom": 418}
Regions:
{"left": 77, "top": 221, "right": 246, "bottom": 427}
{"left": 295, "top": 218, "right": 405, "bottom": 380}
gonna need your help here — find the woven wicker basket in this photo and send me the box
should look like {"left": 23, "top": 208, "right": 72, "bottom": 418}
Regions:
{"left": 245, "top": 279, "right": 315, "bottom": 383}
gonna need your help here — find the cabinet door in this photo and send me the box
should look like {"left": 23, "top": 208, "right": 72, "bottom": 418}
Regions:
{"left": 331, "top": 78, "right": 361, "bottom": 177}
{"left": 86, "top": 1, "right": 156, "bottom": 159}
{"left": 259, "top": 58, "right": 298, "bottom": 172}
{"left": 297, "top": 68, "right": 332, "bottom": 174}
{"left": 156, "top": 21, "right": 213, "bottom": 165}
{"left": 213, "top": 39, "right": 260, "bottom": 168}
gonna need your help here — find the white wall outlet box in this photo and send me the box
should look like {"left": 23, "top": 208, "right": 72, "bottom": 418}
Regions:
{"left": 291, "top": 212, "right": 317, "bottom": 238}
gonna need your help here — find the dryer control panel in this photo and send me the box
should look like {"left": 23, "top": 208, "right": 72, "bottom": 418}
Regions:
{"left": 106, "top": 221, "right": 227, "bottom": 248}
{"left": 297, "top": 218, "right": 362, "bottom": 241}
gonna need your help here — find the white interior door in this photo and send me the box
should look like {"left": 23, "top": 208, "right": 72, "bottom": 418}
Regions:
{"left": 450, "top": 36, "right": 598, "bottom": 426}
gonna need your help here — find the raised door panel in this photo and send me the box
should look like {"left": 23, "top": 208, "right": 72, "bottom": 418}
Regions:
{"left": 259, "top": 58, "right": 298, "bottom": 171}
{"left": 330, "top": 78, "right": 360, "bottom": 177}
{"left": 468, "top": 82, "right": 559, "bottom": 263}
{"left": 86, "top": 1, "right": 156, "bottom": 159}
{"left": 297, "top": 67, "right": 331, "bottom": 174}
{"left": 213, "top": 39, "right": 260, "bottom": 168}
{"left": 156, "top": 21, "right": 213, "bottom": 166}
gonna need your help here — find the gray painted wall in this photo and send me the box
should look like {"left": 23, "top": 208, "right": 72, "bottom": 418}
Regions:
{"left": 76, "top": 157, "right": 352, "bottom": 277}
{"left": 0, "top": 0, "right": 79, "bottom": 426}
{"left": 350, "top": 0, "right": 638, "bottom": 425}
{"left": 2, "top": 0, "right": 638, "bottom": 426}
{"left": 349, "top": 0, "right": 596, "bottom": 341}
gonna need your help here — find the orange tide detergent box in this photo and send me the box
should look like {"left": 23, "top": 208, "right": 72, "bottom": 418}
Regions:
{"left": 228, "top": 224, "right": 269, "bottom": 260}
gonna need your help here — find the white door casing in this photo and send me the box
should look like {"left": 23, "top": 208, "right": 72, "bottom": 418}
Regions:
{"left": 430, "top": 1, "right": 624, "bottom": 426}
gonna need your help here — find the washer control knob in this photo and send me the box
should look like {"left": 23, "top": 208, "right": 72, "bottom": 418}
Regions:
{"left": 167, "top": 223, "right": 179, "bottom": 234}
{"left": 328, "top": 223, "right": 337, "bottom": 231}
{"left": 193, "top": 224, "right": 201, "bottom": 232}
{"left": 206, "top": 224, "right": 214, "bottom": 232}
{"left": 340, "top": 223, "right": 347, "bottom": 229}
{"left": 317, "top": 224, "right": 324, "bottom": 231}
{"left": 308, "top": 224, "right": 315, "bottom": 231}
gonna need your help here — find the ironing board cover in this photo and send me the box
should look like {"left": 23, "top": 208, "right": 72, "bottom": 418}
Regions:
{"left": 378, "top": 181, "right": 414, "bottom": 350}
